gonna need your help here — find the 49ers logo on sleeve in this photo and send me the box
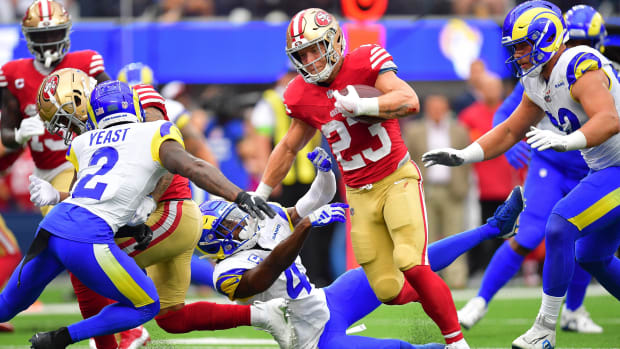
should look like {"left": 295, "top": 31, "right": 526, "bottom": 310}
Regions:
{"left": 314, "top": 11, "right": 332, "bottom": 26}
{"left": 42, "top": 74, "right": 59, "bottom": 101}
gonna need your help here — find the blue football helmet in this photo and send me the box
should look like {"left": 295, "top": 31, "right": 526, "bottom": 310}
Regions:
{"left": 87, "top": 80, "right": 144, "bottom": 131}
{"left": 564, "top": 5, "right": 606, "bottom": 53}
{"left": 117, "top": 62, "right": 156, "bottom": 87}
{"left": 197, "top": 200, "right": 259, "bottom": 260}
{"left": 502, "top": 0, "right": 566, "bottom": 78}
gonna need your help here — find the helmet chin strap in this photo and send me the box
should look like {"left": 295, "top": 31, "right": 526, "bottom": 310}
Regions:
{"left": 43, "top": 50, "right": 61, "bottom": 68}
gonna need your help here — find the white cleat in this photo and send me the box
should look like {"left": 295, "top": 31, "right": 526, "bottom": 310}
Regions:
{"left": 512, "top": 314, "right": 556, "bottom": 349}
{"left": 458, "top": 296, "right": 487, "bottom": 330}
{"left": 252, "top": 298, "right": 295, "bottom": 349}
{"left": 560, "top": 305, "right": 603, "bottom": 333}
{"left": 445, "top": 338, "right": 470, "bottom": 349}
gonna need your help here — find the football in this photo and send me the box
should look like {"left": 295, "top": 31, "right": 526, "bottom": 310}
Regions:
{"left": 337, "top": 85, "right": 384, "bottom": 124}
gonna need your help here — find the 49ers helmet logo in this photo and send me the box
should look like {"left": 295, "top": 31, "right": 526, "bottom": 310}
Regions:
{"left": 314, "top": 11, "right": 332, "bottom": 26}
{"left": 42, "top": 75, "right": 59, "bottom": 101}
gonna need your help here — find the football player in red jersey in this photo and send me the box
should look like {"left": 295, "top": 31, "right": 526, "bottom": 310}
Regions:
{"left": 0, "top": 0, "right": 110, "bottom": 217}
{"left": 255, "top": 8, "right": 469, "bottom": 349}
{"left": 0, "top": 144, "right": 23, "bottom": 333}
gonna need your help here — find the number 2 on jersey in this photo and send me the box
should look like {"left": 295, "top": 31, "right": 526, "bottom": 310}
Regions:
{"left": 72, "top": 147, "right": 119, "bottom": 200}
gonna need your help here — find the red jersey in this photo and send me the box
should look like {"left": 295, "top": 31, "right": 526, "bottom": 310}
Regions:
{"left": 0, "top": 50, "right": 105, "bottom": 170}
{"left": 137, "top": 84, "right": 192, "bottom": 201}
{"left": 284, "top": 45, "right": 409, "bottom": 188}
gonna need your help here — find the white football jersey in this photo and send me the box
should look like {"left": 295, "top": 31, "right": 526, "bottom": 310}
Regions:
{"left": 64, "top": 120, "right": 184, "bottom": 232}
{"left": 213, "top": 205, "right": 329, "bottom": 349}
{"left": 522, "top": 45, "right": 620, "bottom": 170}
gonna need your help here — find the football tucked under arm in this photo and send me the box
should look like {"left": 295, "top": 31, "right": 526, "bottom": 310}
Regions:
{"left": 336, "top": 85, "right": 384, "bottom": 124}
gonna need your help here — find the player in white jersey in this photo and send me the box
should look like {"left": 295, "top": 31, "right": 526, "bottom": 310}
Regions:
{"left": 200, "top": 147, "right": 524, "bottom": 349}
{"left": 0, "top": 77, "right": 275, "bottom": 349}
{"left": 422, "top": 2, "right": 620, "bottom": 348}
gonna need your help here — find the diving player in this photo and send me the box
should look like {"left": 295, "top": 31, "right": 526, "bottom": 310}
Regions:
{"left": 422, "top": 1, "right": 620, "bottom": 348}
{"left": 1, "top": 76, "right": 275, "bottom": 348}
{"left": 201, "top": 147, "right": 524, "bottom": 349}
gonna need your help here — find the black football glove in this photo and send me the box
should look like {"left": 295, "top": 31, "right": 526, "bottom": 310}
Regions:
{"left": 234, "top": 191, "right": 276, "bottom": 220}
{"left": 116, "top": 224, "right": 153, "bottom": 251}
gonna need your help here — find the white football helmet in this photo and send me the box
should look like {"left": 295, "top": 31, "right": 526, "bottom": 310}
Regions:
{"left": 286, "top": 8, "right": 346, "bottom": 84}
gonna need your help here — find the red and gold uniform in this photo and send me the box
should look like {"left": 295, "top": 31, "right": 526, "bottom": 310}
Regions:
{"left": 0, "top": 50, "right": 105, "bottom": 215}
{"left": 284, "top": 44, "right": 430, "bottom": 302}
{"left": 116, "top": 84, "right": 198, "bottom": 310}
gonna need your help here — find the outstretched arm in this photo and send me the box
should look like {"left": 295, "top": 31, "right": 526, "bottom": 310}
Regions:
{"left": 422, "top": 94, "right": 543, "bottom": 167}
{"left": 159, "top": 140, "right": 241, "bottom": 202}
{"left": 232, "top": 203, "right": 348, "bottom": 299}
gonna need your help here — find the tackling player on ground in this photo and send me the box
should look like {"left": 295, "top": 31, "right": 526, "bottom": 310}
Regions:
{"left": 200, "top": 146, "right": 524, "bottom": 348}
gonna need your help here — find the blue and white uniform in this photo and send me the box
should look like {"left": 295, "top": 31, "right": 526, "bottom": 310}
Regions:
{"left": 0, "top": 120, "right": 185, "bottom": 342}
{"left": 213, "top": 204, "right": 431, "bottom": 349}
{"left": 521, "top": 45, "right": 620, "bottom": 299}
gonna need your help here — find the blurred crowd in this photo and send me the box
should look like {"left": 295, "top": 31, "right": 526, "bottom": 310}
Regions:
{"left": 1, "top": 0, "right": 619, "bottom": 23}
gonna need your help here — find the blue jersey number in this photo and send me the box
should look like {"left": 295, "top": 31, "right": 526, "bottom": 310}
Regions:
{"left": 73, "top": 147, "right": 119, "bottom": 200}
{"left": 285, "top": 264, "right": 312, "bottom": 299}
{"left": 546, "top": 108, "right": 581, "bottom": 134}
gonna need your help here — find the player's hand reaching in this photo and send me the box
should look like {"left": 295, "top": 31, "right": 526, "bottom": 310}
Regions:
{"left": 505, "top": 140, "right": 531, "bottom": 169}
{"left": 15, "top": 116, "right": 45, "bottom": 144}
{"left": 526, "top": 126, "right": 586, "bottom": 152}
{"left": 128, "top": 196, "right": 157, "bottom": 226}
{"left": 235, "top": 191, "right": 276, "bottom": 220}
{"left": 333, "top": 85, "right": 379, "bottom": 117}
{"left": 28, "top": 175, "right": 60, "bottom": 207}
{"left": 308, "top": 203, "right": 348, "bottom": 227}
{"left": 421, "top": 148, "right": 465, "bottom": 167}
{"left": 307, "top": 147, "right": 331, "bottom": 172}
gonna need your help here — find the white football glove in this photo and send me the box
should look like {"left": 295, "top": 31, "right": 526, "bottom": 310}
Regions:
{"left": 28, "top": 175, "right": 60, "bottom": 207}
{"left": 15, "top": 116, "right": 45, "bottom": 144}
{"left": 525, "top": 126, "right": 587, "bottom": 152}
{"left": 308, "top": 203, "right": 348, "bottom": 227}
{"left": 307, "top": 147, "right": 331, "bottom": 172}
{"left": 128, "top": 196, "right": 157, "bottom": 226}
{"left": 333, "top": 85, "right": 379, "bottom": 117}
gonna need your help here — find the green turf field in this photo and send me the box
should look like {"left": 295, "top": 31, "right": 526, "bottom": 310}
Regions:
{"left": 1, "top": 281, "right": 619, "bottom": 348}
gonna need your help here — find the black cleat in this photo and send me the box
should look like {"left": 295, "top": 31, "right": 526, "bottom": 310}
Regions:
{"left": 29, "top": 327, "right": 72, "bottom": 349}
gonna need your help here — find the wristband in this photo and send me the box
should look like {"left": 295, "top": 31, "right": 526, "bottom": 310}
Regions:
{"left": 564, "top": 130, "right": 587, "bottom": 151}
{"left": 358, "top": 97, "right": 380, "bottom": 116}
{"left": 460, "top": 142, "right": 485, "bottom": 164}
{"left": 254, "top": 182, "right": 273, "bottom": 200}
